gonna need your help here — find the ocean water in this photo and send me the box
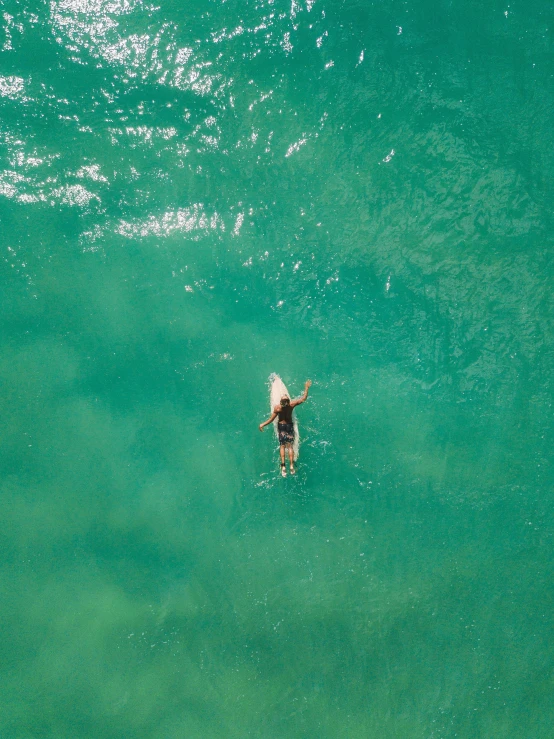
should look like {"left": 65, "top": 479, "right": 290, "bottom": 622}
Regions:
{"left": 1, "top": 0, "right": 553, "bottom": 736}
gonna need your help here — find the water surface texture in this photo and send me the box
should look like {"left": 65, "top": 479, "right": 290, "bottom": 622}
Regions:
{"left": 1, "top": 0, "right": 553, "bottom": 736}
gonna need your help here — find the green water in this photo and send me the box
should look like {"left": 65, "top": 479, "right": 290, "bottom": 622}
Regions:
{"left": 1, "top": 0, "right": 553, "bottom": 736}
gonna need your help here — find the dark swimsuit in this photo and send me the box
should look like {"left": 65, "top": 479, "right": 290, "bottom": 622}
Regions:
{"left": 277, "top": 404, "right": 295, "bottom": 446}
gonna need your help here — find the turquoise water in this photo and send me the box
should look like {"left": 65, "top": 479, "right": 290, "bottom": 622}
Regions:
{"left": 1, "top": 0, "right": 553, "bottom": 736}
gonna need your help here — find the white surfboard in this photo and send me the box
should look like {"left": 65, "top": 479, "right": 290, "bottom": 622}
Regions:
{"left": 269, "top": 373, "right": 300, "bottom": 461}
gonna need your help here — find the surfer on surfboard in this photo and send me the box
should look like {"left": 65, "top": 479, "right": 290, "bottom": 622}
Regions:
{"left": 259, "top": 380, "right": 312, "bottom": 476}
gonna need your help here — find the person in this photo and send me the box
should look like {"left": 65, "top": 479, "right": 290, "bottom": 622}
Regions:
{"left": 259, "top": 380, "right": 312, "bottom": 476}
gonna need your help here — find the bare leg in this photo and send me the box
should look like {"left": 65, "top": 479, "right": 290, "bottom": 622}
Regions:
{"left": 280, "top": 445, "right": 286, "bottom": 476}
{"left": 288, "top": 445, "right": 295, "bottom": 474}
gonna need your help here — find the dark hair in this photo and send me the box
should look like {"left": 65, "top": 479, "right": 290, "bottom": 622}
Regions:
{"left": 281, "top": 397, "right": 290, "bottom": 405}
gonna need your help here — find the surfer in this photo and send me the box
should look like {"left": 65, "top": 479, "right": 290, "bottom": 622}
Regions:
{"left": 259, "top": 380, "right": 312, "bottom": 476}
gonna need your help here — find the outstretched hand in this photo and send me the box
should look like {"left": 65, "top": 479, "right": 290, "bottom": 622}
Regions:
{"left": 259, "top": 424, "right": 264, "bottom": 432}
{"left": 305, "top": 379, "right": 312, "bottom": 388}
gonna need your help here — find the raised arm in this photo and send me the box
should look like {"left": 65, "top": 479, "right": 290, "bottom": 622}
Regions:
{"left": 259, "top": 406, "right": 279, "bottom": 432}
{"left": 291, "top": 379, "right": 312, "bottom": 407}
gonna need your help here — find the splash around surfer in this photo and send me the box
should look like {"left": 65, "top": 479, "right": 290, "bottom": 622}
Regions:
{"left": 259, "top": 380, "right": 312, "bottom": 476}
